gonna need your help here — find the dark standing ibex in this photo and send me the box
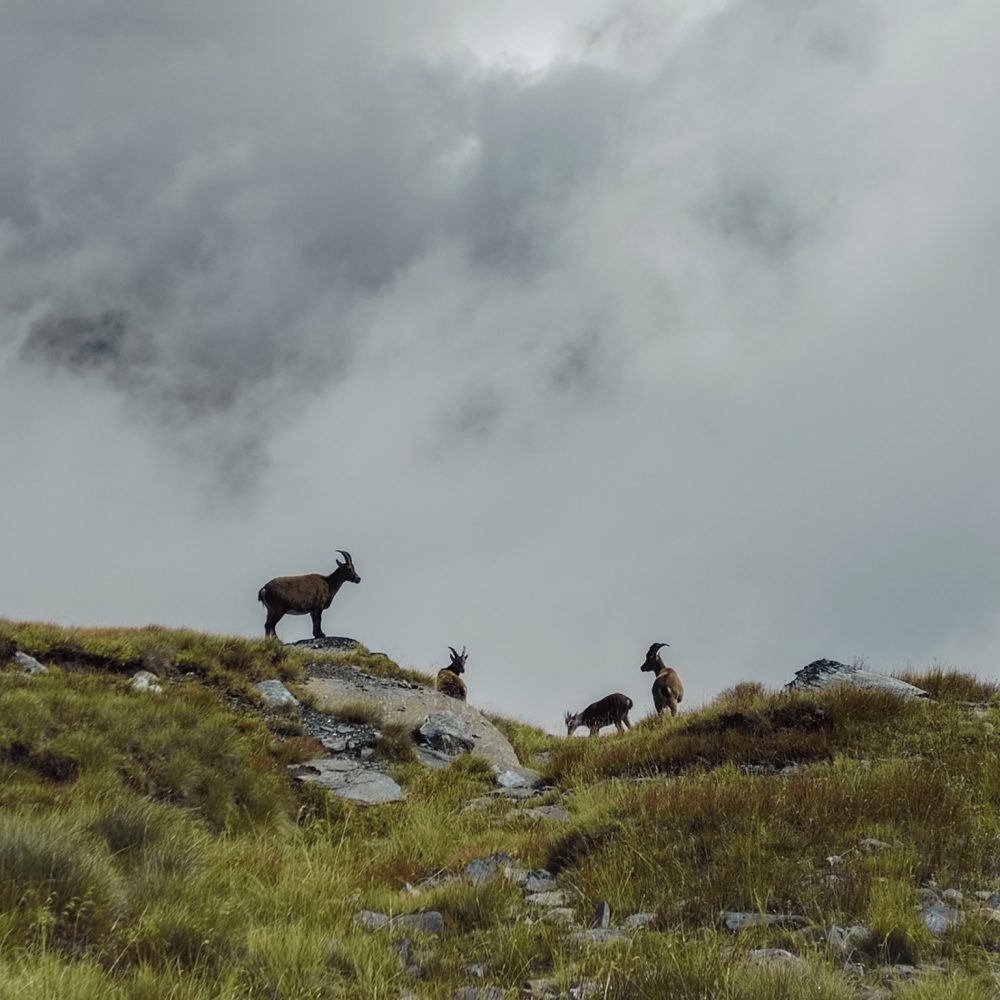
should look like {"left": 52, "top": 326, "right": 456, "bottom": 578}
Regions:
{"left": 258, "top": 550, "right": 361, "bottom": 640}
{"left": 565, "top": 693, "right": 633, "bottom": 736}
{"left": 436, "top": 646, "right": 468, "bottom": 701}
{"left": 641, "top": 642, "right": 683, "bottom": 716}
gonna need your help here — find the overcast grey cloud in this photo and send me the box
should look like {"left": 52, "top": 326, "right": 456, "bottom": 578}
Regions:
{"left": 2, "top": 0, "right": 999, "bottom": 730}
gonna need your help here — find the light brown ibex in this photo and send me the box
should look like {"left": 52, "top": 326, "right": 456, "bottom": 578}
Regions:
{"left": 258, "top": 550, "right": 360, "bottom": 640}
{"left": 565, "top": 693, "right": 633, "bottom": 736}
{"left": 436, "top": 646, "right": 468, "bottom": 701}
{"left": 641, "top": 642, "right": 683, "bottom": 716}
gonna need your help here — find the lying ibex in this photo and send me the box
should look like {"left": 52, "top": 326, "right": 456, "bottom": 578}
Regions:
{"left": 641, "top": 642, "right": 683, "bottom": 716}
{"left": 258, "top": 550, "right": 361, "bottom": 640}
{"left": 565, "top": 693, "right": 633, "bottom": 736}
{"left": 436, "top": 646, "right": 468, "bottom": 701}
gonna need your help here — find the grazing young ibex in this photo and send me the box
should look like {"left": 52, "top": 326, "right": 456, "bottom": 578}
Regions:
{"left": 436, "top": 646, "right": 468, "bottom": 702}
{"left": 565, "top": 693, "right": 633, "bottom": 737}
{"left": 641, "top": 642, "right": 683, "bottom": 716}
{"left": 258, "top": 550, "right": 361, "bottom": 640}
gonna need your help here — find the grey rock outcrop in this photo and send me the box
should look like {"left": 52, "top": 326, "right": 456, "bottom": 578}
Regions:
{"left": 418, "top": 712, "right": 476, "bottom": 754}
{"left": 302, "top": 653, "right": 540, "bottom": 787}
{"left": 291, "top": 758, "right": 405, "bottom": 804}
{"left": 785, "top": 660, "right": 929, "bottom": 698}
{"left": 13, "top": 651, "right": 47, "bottom": 675}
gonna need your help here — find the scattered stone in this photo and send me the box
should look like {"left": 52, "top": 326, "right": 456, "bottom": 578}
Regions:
{"left": 13, "top": 651, "right": 46, "bottom": 675}
{"left": 506, "top": 806, "right": 571, "bottom": 823}
{"left": 254, "top": 679, "right": 300, "bottom": 711}
{"left": 942, "top": 888, "right": 964, "bottom": 904}
{"left": 858, "top": 838, "right": 891, "bottom": 854}
{"left": 623, "top": 912, "right": 657, "bottom": 929}
{"left": 921, "top": 902, "right": 963, "bottom": 936}
{"left": 356, "top": 910, "right": 390, "bottom": 930}
{"left": 396, "top": 911, "right": 445, "bottom": 937}
{"left": 827, "top": 923, "right": 874, "bottom": 957}
{"left": 524, "top": 871, "right": 559, "bottom": 893}
{"left": 591, "top": 900, "right": 612, "bottom": 929}
{"left": 543, "top": 908, "right": 577, "bottom": 925}
{"left": 495, "top": 768, "right": 534, "bottom": 789}
{"left": 723, "top": 911, "right": 809, "bottom": 932}
{"left": 466, "top": 962, "right": 488, "bottom": 979}
{"left": 826, "top": 855, "right": 844, "bottom": 866}
{"left": 130, "top": 670, "right": 162, "bottom": 693}
{"left": 291, "top": 758, "right": 405, "bottom": 805}
{"left": 785, "top": 659, "right": 929, "bottom": 698}
{"left": 746, "top": 948, "right": 803, "bottom": 966}
{"left": 465, "top": 853, "right": 514, "bottom": 887}
{"left": 568, "top": 927, "right": 628, "bottom": 946}
{"left": 462, "top": 796, "right": 496, "bottom": 811}
{"left": 527, "top": 891, "right": 573, "bottom": 908}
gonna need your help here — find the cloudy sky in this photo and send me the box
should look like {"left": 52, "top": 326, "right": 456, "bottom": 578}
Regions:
{"left": 2, "top": 0, "right": 999, "bottom": 730}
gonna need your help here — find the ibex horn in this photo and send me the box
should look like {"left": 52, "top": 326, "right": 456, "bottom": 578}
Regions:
{"left": 337, "top": 550, "right": 352, "bottom": 564}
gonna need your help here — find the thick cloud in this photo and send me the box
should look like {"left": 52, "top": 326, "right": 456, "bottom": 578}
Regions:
{"left": 2, "top": 0, "right": 999, "bottom": 729}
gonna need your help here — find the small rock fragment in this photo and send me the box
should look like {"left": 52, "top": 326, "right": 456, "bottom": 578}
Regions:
{"left": 130, "top": 670, "right": 162, "bottom": 693}
{"left": 591, "top": 900, "right": 612, "bottom": 929}
{"left": 254, "top": 679, "right": 300, "bottom": 711}
{"left": 13, "top": 651, "right": 46, "bottom": 675}
{"left": 396, "top": 911, "right": 445, "bottom": 936}
{"left": 356, "top": 910, "right": 390, "bottom": 930}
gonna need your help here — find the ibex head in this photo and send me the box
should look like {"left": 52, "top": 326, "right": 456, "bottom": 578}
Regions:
{"left": 641, "top": 641, "right": 669, "bottom": 672}
{"left": 337, "top": 550, "right": 361, "bottom": 584}
{"left": 564, "top": 710, "right": 581, "bottom": 736}
{"left": 447, "top": 646, "right": 468, "bottom": 674}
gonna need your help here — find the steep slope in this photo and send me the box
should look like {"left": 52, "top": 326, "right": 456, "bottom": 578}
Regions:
{"left": 1, "top": 620, "right": 999, "bottom": 999}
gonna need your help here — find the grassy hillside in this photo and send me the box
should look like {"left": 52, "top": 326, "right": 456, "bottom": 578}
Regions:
{"left": 1, "top": 619, "right": 1000, "bottom": 998}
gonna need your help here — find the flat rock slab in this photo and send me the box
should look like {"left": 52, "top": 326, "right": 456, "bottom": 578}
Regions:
{"left": 303, "top": 659, "right": 540, "bottom": 787}
{"left": 291, "top": 758, "right": 405, "bottom": 804}
{"left": 255, "top": 679, "right": 300, "bottom": 711}
{"left": 785, "top": 660, "right": 929, "bottom": 698}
